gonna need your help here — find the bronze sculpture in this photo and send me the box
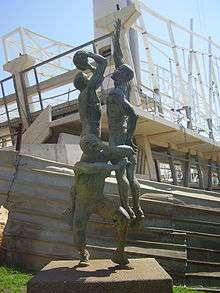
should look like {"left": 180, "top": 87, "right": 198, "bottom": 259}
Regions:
{"left": 73, "top": 51, "right": 133, "bottom": 266}
{"left": 71, "top": 20, "right": 144, "bottom": 267}
{"left": 108, "top": 19, "right": 144, "bottom": 222}
{"left": 74, "top": 51, "right": 134, "bottom": 165}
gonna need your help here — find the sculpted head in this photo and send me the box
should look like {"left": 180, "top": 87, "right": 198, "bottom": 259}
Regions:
{"left": 73, "top": 50, "right": 89, "bottom": 71}
{"left": 74, "top": 72, "right": 88, "bottom": 91}
{"left": 111, "top": 64, "right": 134, "bottom": 83}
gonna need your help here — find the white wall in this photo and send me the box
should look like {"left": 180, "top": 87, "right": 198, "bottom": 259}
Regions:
{"left": 20, "top": 133, "right": 82, "bottom": 165}
{"left": 92, "top": 0, "right": 141, "bottom": 85}
{"left": 20, "top": 144, "right": 82, "bottom": 166}
{"left": 93, "top": 0, "right": 128, "bottom": 38}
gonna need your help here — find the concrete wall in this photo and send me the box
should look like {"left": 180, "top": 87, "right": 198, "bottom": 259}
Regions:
{"left": 21, "top": 133, "right": 82, "bottom": 165}
{"left": 57, "top": 133, "right": 80, "bottom": 145}
{"left": 20, "top": 144, "right": 82, "bottom": 166}
{"left": 22, "top": 106, "right": 52, "bottom": 144}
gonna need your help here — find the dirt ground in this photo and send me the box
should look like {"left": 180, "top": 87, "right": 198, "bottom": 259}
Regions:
{"left": 0, "top": 206, "right": 8, "bottom": 246}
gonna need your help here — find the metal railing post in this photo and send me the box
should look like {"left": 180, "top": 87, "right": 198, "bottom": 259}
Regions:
{"left": 33, "top": 68, "right": 44, "bottom": 111}
{"left": 207, "top": 159, "right": 213, "bottom": 191}
{"left": 183, "top": 152, "right": 191, "bottom": 187}
{"left": 0, "top": 81, "right": 15, "bottom": 145}
{"left": 19, "top": 71, "right": 32, "bottom": 126}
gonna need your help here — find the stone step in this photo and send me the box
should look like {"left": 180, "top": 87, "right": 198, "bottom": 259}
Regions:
{"left": 88, "top": 235, "right": 186, "bottom": 260}
{"left": 187, "top": 260, "right": 220, "bottom": 273}
{"left": 186, "top": 272, "right": 220, "bottom": 289}
{"left": 188, "top": 286, "right": 220, "bottom": 292}
{"left": 173, "top": 217, "right": 220, "bottom": 236}
{"left": 87, "top": 236, "right": 187, "bottom": 279}
{"left": 88, "top": 219, "right": 186, "bottom": 246}
{"left": 139, "top": 198, "right": 220, "bottom": 235}
{"left": 89, "top": 217, "right": 220, "bottom": 265}
{"left": 187, "top": 231, "right": 220, "bottom": 251}
{"left": 90, "top": 233, "right": 186, "bottom": 255}
{"left": 141, "top": 213, "right": 220, "bottom": 235}
{"left": 104, "top": 192, "right": 220, "bottom": 236}
{"left": 188, "top": 247, "right": 220, "bottom": 263}
{"left": 137, "top": 176, "right": 220, "bottom": 199}
{"left": 136, "top": 177, "right": 220, "bottom": 214}
{"left": 144, "top": 199, "right": 220, "bottom": 226}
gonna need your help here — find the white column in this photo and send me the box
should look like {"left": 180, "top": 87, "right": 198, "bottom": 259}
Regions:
{"left": 135, "top": 134, "right": 157, "bottom": 180}
{"left": 93, "top": 0, "right": 127, "bottom": 40}
{"left": 93, "top": 0, "right": 141, "bottom": 79}
{"left": 93, "top": 0, "right": 141, "bottom": 105}
{"left": 3, "top": 54, "right": 35, "bottom": 130}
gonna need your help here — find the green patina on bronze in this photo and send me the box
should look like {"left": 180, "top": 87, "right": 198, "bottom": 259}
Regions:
{"left": 71, "top": 20, "right": 144, "bottom": 267}
{"left": 108, "top": 19, "right": 144, "bottom": 222}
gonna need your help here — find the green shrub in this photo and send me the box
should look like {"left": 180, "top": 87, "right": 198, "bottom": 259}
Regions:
{"left": 174, "top": 286, "right": 207, "bottom": 293}
{"left": 0, "top": 265, "right": 33, "bottom": 293}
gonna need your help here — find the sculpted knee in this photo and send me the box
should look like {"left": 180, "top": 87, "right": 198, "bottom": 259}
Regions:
{"left": 129, "top": 178, "right": 140, "bottom": 189}
{"left": 113, "top": 206, "right": 130, "bottom": 227}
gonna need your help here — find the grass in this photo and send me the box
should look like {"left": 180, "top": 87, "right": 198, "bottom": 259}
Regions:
{"left": 0, "top": 265, "right": 33, "bottom": 293}
{"left": 0, "top": 265, "right": 210, "bottom": 293}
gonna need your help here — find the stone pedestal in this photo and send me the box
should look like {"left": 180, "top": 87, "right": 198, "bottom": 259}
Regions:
{"left": 27, "top": 258, "right": 173, "bottom": 293}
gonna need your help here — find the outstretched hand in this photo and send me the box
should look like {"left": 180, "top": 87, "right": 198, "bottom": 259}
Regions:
{"left": 113, "top": 19, "right": 121, "bottom": 39}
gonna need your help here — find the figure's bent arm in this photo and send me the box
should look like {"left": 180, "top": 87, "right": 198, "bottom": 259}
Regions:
{"left": 87, "top": 52, "right": 107, "bottom": 89}
{"left": 118, "top": 96, "right": 138, "bottom": 140}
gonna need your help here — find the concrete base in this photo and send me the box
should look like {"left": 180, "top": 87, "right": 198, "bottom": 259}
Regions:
{"left": 27, "top": 258, "right": 173, "bottom": 293}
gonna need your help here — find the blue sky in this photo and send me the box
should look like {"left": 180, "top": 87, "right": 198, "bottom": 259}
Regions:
{"left": 0, "top": 0, "right": 220, "bottom": 79}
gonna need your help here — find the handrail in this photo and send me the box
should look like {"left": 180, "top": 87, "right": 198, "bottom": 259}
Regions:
{"left": 22, "top": 33, "right": 112, "bottom": 73}
{"left": 28, "top": 88, "right": 77, "bottom": 105}
{"left": 0, "top": 75, "right": 13, "bottom": 83}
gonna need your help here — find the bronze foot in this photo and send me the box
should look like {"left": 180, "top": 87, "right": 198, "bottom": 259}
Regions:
{"left": 78, "top": 249, "right": 90, "bottom": 267}
{"left": 111, "top": 249, "right": 129, "bottom": 266}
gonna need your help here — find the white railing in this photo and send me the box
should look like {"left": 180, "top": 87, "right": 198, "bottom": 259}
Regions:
{"left": 136, "top": 0, "right": 220, "bottom": 140}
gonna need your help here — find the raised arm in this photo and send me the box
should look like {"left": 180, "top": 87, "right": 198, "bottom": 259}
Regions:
{"left": 87, "top": 52, "right": 107, "bottom": 89}
{"left": 113, "top": 19, "right": 124, "bottom": 68}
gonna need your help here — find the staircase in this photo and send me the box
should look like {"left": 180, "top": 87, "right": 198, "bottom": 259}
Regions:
{"left": 0, "top": 150, "right": 219, "bottom": 290}
{"left": 87, "top": 176, "right": 220, "bottom": 290}
{"left": 121, "top": 177, "right": 220, "bottom": 291}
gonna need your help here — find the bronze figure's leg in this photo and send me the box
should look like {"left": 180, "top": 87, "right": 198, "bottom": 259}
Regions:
{"left": 115, "top": 167, "right": 136, "bottom": 220}
{"left": 72, "top": 195, "right": 91, "bottom": 266}
{"left": 111, "top": 207, "right": 130, "bottom": 266}
{"left": 80, "top": 134, "right": 134, "bottom": 164}
{"left": 108, "top": 135, "right": 137, "bottom": 221}
{"left": 95, "top": 198, "right": 130, "bottom": 266}
{"left": 127, "top": 154, "right": 144, "bottom": 221}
